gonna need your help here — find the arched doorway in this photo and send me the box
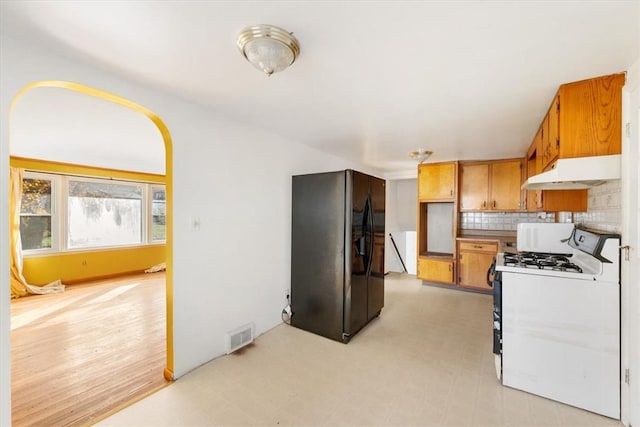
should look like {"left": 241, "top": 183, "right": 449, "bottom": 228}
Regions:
{"left": 9, "top": 81, "right": 174, "bottom": 423}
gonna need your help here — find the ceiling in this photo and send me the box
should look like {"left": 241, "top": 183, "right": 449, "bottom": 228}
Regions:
{"left": 1, "top": 1, "right": 638, "bottom": 174}
{"left": 12, "top": 87, "right": 165, "bottom": 175}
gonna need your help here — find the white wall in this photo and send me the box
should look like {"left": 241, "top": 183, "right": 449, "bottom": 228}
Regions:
{"left": 573, "top": 180, "right": 622, "bottom": 232}
{"left": 385, "top": 178, "right": 417, "bottom": 273}
{"left": 0, "top": 34, "right": 380, "bottom": 425}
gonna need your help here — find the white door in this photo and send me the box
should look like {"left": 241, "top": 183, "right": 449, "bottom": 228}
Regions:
{"left": 621, "top": 61, "right": 640, "bottom": 426}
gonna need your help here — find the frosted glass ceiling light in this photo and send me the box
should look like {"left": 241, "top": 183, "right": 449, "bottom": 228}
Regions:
{"left": 237, "top": 25, "right": 300, "bottom": 76}
{"left": 409, "top": 149, "right": 434, "bottom": 164}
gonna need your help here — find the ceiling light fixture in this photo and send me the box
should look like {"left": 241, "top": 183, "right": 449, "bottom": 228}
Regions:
{"left": 237, "top": 25, "right": 300, "bottom": 76}
{"left": 409, "top": 149, "right": 433, "bottom": 164}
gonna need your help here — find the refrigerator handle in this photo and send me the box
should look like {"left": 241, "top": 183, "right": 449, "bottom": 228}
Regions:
{"left": 356, "top": 236, "right": 366, "bottom": 257}
{"left": 366, "top": 194, "right": 375, "bottom": 276}
{"left": 356, "top": 197, "right": 370, "bottom": 258}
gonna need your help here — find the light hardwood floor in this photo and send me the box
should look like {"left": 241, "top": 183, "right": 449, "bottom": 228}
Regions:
{"left": 99, "top": 273, "right": 622, "bottom": 427}
{"left": 11, "top": 272, "right": 168, "bottom": 427}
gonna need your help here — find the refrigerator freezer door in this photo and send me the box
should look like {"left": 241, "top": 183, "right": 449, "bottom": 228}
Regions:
{"left": 347, "top": 170, "right": 370, "bottom": 336}
{"left": 291, "top": 171, "right": 347, "bottom": 342}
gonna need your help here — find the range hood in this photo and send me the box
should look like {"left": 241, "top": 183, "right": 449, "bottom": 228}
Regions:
{"left": 521, "top": 154, "right": 621, "bottom": 190}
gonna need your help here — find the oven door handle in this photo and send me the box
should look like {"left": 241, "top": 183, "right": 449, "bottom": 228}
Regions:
{"left": 487, "top": 257, "right": 497, "bottom": 288}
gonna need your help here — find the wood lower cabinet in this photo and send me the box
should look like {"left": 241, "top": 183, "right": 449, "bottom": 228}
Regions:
{"left": 457, "top": 240, "right": 498, "bottom": 291}
{"left": 417, "top": 257, "right": 454, "bottom": 284}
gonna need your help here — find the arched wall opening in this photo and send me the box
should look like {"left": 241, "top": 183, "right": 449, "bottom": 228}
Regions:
{"left": 8, "top": 80, "right": 174, "bottom": 380}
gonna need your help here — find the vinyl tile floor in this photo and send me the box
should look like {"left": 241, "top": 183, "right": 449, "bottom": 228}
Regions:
{"left": 97, "top": 273, "right": 622, "bottom": 427}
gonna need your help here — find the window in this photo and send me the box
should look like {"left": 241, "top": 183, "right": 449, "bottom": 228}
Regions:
{"left": 67, "top": 179, "right": 143, "bottom": 249}
{"left": 19, "top": 175, "right": 55, "bottom": 251}
{"left": 19, "top": 171, "right": 165, "bottom": 254}
{"left": 151, "top": 186, "right": 166, "bottom": 242}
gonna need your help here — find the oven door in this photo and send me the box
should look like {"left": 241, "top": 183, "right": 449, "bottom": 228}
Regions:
{"left": 491, "top": 269, "right": 502, "bottom": 356}
{"left": 488, "top": 258, "right": 502, "bottom": 380}
{"left": 501, "top": 271, "right": 620, "bottom": 418}
{"left": 487, "top": 259, "right": 502, "bottom": 351}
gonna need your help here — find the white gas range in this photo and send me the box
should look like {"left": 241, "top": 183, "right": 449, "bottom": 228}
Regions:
{"left": 491, "top": 223, "right": 621, "bottom": 419}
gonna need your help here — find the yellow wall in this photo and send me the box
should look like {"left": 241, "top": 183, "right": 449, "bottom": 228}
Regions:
{"left": 11, "top": 156, "right": 166, "bottom": 285}
{"left": 23, "top": 245, "right": 165, "bottom": 285}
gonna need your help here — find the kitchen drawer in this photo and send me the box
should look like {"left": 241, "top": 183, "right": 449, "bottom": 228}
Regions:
{"left": 459, "top": 241, "right": 498, "bottom": 253}
{"left": 457, "top": 239, "right": 498, "bottom": 292}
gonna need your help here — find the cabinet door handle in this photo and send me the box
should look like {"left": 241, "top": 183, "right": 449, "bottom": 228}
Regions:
{"left": 450, "top": 189, "right": 453, "bottom": 196}
{"left": 493, "top": 200, "right": 496, "bottom": 208}
{"left": 448, "top": 264, "right": 452, "bottom": 272}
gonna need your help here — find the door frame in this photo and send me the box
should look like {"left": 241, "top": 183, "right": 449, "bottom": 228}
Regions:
{"left": 621, "top": 62, "right": 639, "bottom": 426}
{"left": 9, "top": 80, "right": 175, "bottom": 379}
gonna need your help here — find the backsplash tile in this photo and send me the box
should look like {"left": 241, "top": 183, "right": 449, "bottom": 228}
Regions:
{"left": 573, "top": 179, "right": 622, "bottom": 233}
{"left": 459, "top": 180, "right": 622, "bottom": 234}
{"left": 460, "top": 212, "right": 555, "bottom": 231}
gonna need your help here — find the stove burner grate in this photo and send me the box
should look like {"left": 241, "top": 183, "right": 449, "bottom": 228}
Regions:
{"left": 503, "top": 251, "right": 583, "bottom": 273}
{"left": 553, "top": 262, "right": 583, "bottom": 273}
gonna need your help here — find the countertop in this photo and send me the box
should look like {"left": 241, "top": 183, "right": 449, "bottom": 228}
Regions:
{"left": 457, "top": 229, "right": 517, "bottom": 252}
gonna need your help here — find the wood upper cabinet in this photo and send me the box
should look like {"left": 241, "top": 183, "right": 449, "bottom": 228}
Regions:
{"left": 521, "top": 75, "right": 623, "bottom": 212}
{"left": 459, "top": 164, "right": 489, "bottom": 210}
{"left": 491, "top": 160, "right": 523, "bottom": 210}
{"left": 460, "top": 159, "right": 523, "bottom": 211}
{"left": 525, "top": 135, "right": 587, "bottom": 212}
{"left": 457, "top": 240, "right": 498, "bottom": 291}
{"left": 526, "top": 131, "right": 542, "bottom": 211}
{"left": 540, "top": 98, "right": 561, "bottom": 171}
{"left": 537, "top": 190, "right": 587, "bottom": 212}
{"left": 417, "top": 257, "right": 454, "bottom": 284}
{"left": 539, "top": 73, "right": 625, "bottom": 171}
{"left": 418, "top": 162, "right": 456, "bottom": 201}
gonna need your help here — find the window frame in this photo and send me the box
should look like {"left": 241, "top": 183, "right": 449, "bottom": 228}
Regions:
{"left": 19, "top": 172, "right": 61, "bottom": 254}
{"left": 20, "top": 171, "right": 165, "bottom": 256}
{"left": 149, "top": 185, "right": 167, "bottom": 244}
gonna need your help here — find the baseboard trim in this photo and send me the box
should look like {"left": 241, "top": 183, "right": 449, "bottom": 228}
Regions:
{"left": 163, "top": 367, "right": 174, "bottom": 381}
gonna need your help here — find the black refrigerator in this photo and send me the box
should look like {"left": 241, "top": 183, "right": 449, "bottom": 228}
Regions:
{"left": 290, "top": 170, "right": 385, "bottom": 343}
